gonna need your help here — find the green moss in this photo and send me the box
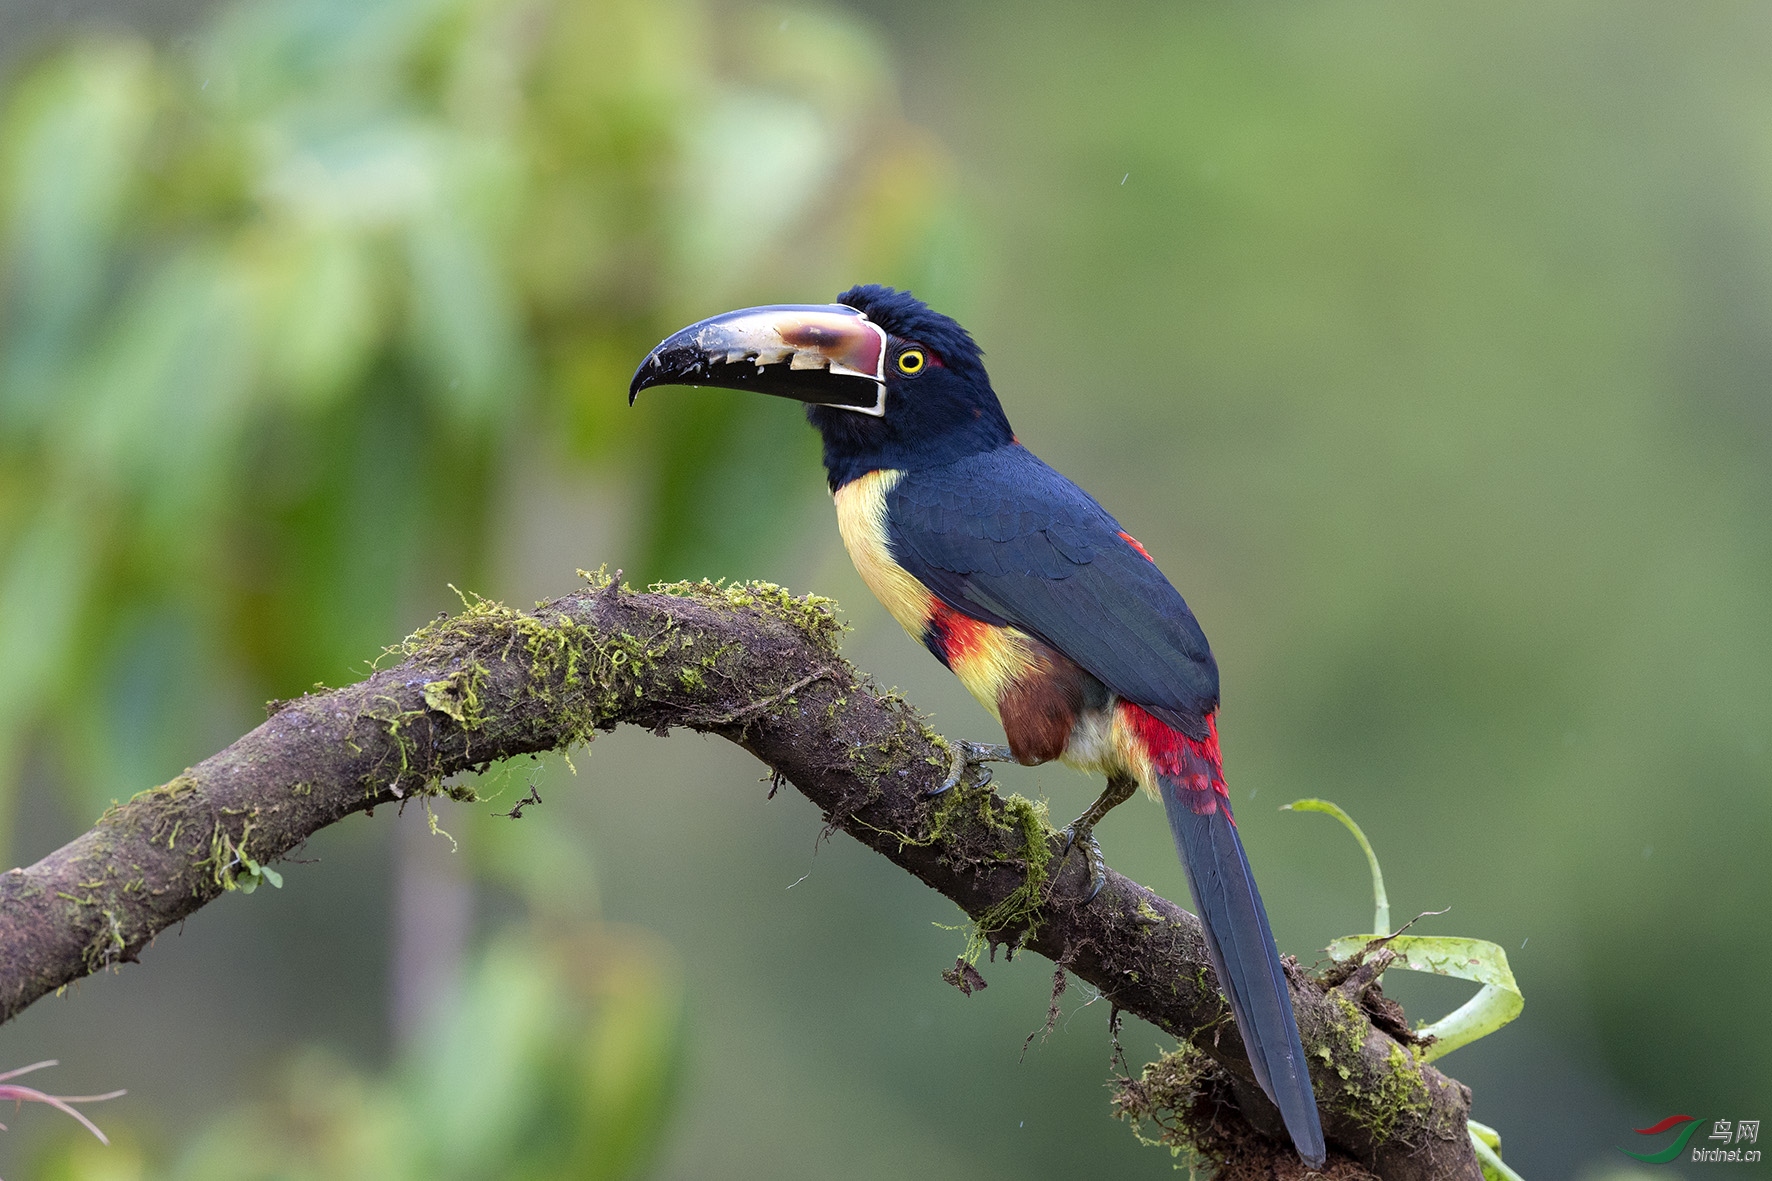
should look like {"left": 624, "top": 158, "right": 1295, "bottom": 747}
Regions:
{"left": 185, "top": 813, "right": 269, "bottom": 894}
{"left": 105, "top": 773, "right": 198, "bottom": 825}
{"left": 914, "top": 780, "right": 1049, "bottom": 957}
{"left": 879, "top": 758, "right": 1000, "bottom": 851}
{"left": 1110, "top": 1041, "right": 1221, "bottom": 1165}
{"left": 959, "top": 793, "right": 1054, "bottom": 962}
{"left": 81, "top": 910, "right": 125, "bottom": 975}
{"left": 422, "top": 798, "right": 459, "bottom": 850}
{"left": 1313, "top": 989, "right": 1367, "bottom": 1079}
{"left": 1308, "top": 989, "right": 1433, "bottom": 1142}
{"left": 841, "top": 710, "right": 938, "bottom": 799}
{"left": 390, "top": 580, "right": 848, "bottom": 770}
{"left": 846, "top": 731, "right": 1057, "bottom": 964}
{"left": 360, "top": 696, "right": 430, "bottom": 785}
{"left": 341, "top": 579, "right": 853, "bottom": 873}
{"left": 1113, "top": 1039, "right": 1331, "bottom": 1174}
{"left": 412, "top": 592, "right": 614, "bottom": 717}
{"left": 422, "top": 661, "right": 489, "bottom": 728}
{"left": 1355, "top": 1038, "right": 1433, "bottom": 1141}
{"left": 651, "top": 578, "right": 844, "bottom": 650}
{"left": 98, "top": 774, "right": 201, "bottom": 854}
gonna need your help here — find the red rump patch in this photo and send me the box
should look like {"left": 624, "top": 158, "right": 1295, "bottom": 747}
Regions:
{"left": 1120, "top": 703, "right": 1231, "bottom": 819}
{"left": 925, "top": 601, "right": 994, "bottom": 668}
{"left": 1118, "top": 531, "right": 1155, "bottom": 562}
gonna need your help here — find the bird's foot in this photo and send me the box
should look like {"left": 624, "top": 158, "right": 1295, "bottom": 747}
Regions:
{"left": 926, "top": 741, "right": 1017, "bottom": 798}
{"left": 1059, "top": 821, "right": 1109, "bottom": 903}
{"left": 1057, "top": 772, "right": 1138, "bottom": 904}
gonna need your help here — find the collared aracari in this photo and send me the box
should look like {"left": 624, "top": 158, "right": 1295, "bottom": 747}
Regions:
{"left": 629, "top": 285, "right": 1325, "bottom": 1167}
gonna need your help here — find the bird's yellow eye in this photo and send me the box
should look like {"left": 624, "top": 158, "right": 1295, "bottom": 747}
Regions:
{"left": 896, "top": 348, "right": 925, "bottom": 375}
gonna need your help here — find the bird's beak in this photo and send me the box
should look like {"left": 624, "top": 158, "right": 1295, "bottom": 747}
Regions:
{"left": 628, "top": 304, "right": 888, "bottom": 417}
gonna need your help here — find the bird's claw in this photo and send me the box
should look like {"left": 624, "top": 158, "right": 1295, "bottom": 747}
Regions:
{"left": 1059, "top": 822, "right": 1109, "bottom": 903}
{"left": 926, "top": 741, "right": 1017, "bottom": 799}
{"left": 1055, "top": 773, "right": 1135, "bottom": 904}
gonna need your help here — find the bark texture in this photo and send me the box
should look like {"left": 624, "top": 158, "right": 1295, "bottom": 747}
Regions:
{"left": 0, "top": 576, "right": 1482, "bottom": 1180}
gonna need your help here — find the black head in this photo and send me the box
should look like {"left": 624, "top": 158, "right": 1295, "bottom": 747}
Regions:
{"left": 629, "top": 285, "right": 1013, "bottom": 490}
{"left": 810, "top": 285, "right": 1011, "bottom": 486}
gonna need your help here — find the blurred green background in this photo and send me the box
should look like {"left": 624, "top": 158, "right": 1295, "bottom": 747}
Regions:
{"left": 2, "top": 1, "right": 1768, "bottom": 1178}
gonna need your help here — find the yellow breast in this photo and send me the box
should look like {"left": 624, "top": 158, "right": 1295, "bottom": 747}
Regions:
{"left": 832, "top": 469, "right": 934, "bottom": 640}
{"left": 832, "top": 469, "right": 1045, "bottom": 724}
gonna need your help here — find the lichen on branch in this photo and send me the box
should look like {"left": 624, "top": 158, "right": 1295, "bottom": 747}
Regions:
{"left": 0, "top": 573, "right": 1481, "bottom": 1180}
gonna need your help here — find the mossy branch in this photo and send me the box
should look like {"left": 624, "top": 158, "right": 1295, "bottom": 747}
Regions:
{"left": 0, "top": 574, "right": 1480, "bottom": 1180}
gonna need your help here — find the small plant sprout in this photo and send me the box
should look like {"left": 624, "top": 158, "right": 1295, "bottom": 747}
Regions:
{"left": 1286, "top": 798, "right": 1526, "bottom": 1181}
{"left": 0, "top": 1059, "right": 125, "bottom": 1157}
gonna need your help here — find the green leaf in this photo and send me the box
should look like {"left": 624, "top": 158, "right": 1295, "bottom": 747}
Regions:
{"left": 0, "top": 501, "right": 97, "bottom": 796}
{"left": 0, "top": 42, "right": 155, "bottom": 424}
{"left": 1470, "top": 1120, "right": 1526, "bottom": 1181}
{"left": 1292, "top": 798, "right": 1525, "bottom": 1063}
{"left": 1326, "top": 933, "right": 1523, "bottom": 1061}
{"left": 1283, "top": 797, "right": 1390, "bottom": 934}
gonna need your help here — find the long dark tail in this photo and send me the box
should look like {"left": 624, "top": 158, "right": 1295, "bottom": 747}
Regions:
{"left": 1163, "top": 778, "right": 1326, "bottom": 1168}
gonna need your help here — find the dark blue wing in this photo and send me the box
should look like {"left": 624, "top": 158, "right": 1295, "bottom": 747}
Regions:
{"left": 884, "top": 445, "right": 1219, "bottom": 737}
